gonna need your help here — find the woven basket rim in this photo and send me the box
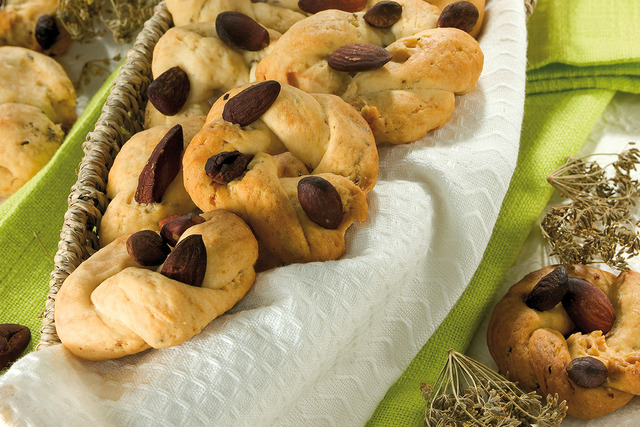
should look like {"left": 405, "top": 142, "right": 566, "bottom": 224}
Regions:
{"left": 37, "top": 0, "right": 536, "bottom": 350}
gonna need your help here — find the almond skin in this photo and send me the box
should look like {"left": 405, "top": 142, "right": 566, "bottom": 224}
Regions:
{"left": 327, "top": 43, "right": 392, "bottom": 72}
{"left": 160, "top": 234, "right": 207, "bottom": 287}
{"left": 35, "top": 14, "right": 59, "bottom": 50}
{"left": 562, "top": 277, "right": 615, "bottom": 334}
{"left": 0, "top": 324, "right": 31, "bottom": 370}
{"left": 222, "top": 81, "right": 281, "bottom": 127}
{"left": 363, "top": 1, "right": 403, "bottom": 28}
{"left": 147, "top": 66, "right": 190, "bottom": 116}
{"left": 298, "top": 176, "right": 343, "bottom": 229}
{"left": 525, "top": 266, "right": 569, "bottom": 311}
{"left": 216, "top": 11, "right": 270, "bottom": 51}
{"left": 160, "top": 214, "right": 206, "bottom": 247}
{"left": 204, "top": 151, "right": 254, "bottom": 184}
{"left": 437, "top": 1, "right": 479, "bottom": 34}
{"left": 298, "top": 0, "right": 366, "bottom": 13}
{"left": 566, "top": 356, "right": 608, "bottom": 388}
{"left": 126, "top": 230, "right": 171, "bottom": 266}
{"left": 135, "top": 124, "right": 183, "bottom": 204}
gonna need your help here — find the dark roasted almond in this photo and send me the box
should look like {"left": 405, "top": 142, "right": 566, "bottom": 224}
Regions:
{"left": 0, "top": 324, "right": 31, "bottom": 370}
{"left": 298, "top": 0, "right": 366, "bottom": 13}
{"left": 437, "top": 1, "right": 479, "bottom": 34}
{"left": 205, "top": 151, "right": 254, "bottom": 184}
{"left": 135, "top": 124, "right": 183, "bottom": 204}
{"left": 216, "top": 11, "right": 270, "bottom": 51}
{"left": 35, "top": 15, "right": 59, "bottom": 50}
{"left": 161, "top": 234, "right": 207, "bottom": 287}
{"left": 525, "top": 266, "right": 569, "bottom": 311}
{"left": 363, "top": 1, "right": 403, "bottom": 28}
{"left": 160, "top": 214, "right": 206, "bottom": 247}
{"left": 327, "top": 43, "right": 392, "bottom": 72}
{"left": 566, "top": 356, "right": 608, "bottom": 388}
{"left": 147, "top": 66, "right": 191, "bottom": 116}
{"left": 222, "top": 81, "right": 281, "bottom": 127}
{"left": 126, "top": 230, "right": 171, "bottom": 266}
{"left": 298, "top": 176, "right": 343, "bottom": 229}
{"left": 562, "top": 277, "right": 616, "bottom": 334}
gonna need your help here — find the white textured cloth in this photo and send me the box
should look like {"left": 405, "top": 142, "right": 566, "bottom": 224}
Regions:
{"left": 0, "top": 1, "right": 527, "bottom": 425}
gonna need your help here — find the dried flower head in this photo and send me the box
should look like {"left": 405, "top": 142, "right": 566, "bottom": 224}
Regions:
{"left": 422, "top": 349, "right": 566, "bottom": 426}
{"left": 541, "top": 146, "right": 640, "bottom": 270}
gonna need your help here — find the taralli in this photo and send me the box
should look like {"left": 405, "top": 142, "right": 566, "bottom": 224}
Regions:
{"left": 255, "top": 0, "right": 484, "bottom": 144}
{"left": 183, "top": 81, "right": 376, "bottom": 269}
{"left": 99, "top": 121, "right": 204, "bottom": 246}
{"left": 144, "top": 18, "right": 281, "bottom": 128}
{"left": 0, "top": 46, "right": 77, "bottom": 130}
{"left": 56, "top": 209, "right": 259, "bottom": 361}
{"left": 0, "top": 103, "right": 64, "bottom": 198}
{"left": 166, "top": 0, "right": 306, "bottom": 34}
{"left": 0, "top": 0, "right": 70, "bottom": 55}
{"left": 487, "top": 265, "right": 640, "bottom": 419}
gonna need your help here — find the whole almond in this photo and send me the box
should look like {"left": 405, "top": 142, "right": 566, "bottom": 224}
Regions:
{"left": 205, "top": 151, "right": 254, "bottom": 184}
{"left": 135, "top": 124, "right": 183, "bottom": 204}
{"left": 160, "top": 213, "right": 206, "bottom": 246}
{"left": 437, "top": 1, "right": 479, "bottom": 34}
{"left": 525, "top": 266, "right": 569, "bottom": 311}
{"left": 161, "top": 234, "right": 207, "bottom": 287}
{"left": 328, "top": 43, "right": 392, "bottom": 72}
{"left": 298, "top": 176, "right": 343, "bottom": 229}
{"left": 35, "top": 14, "right": 59, "bottom": 50}
{"left": 298, "top": 0, "right": 366, "bottom": 13}
{"left": 363, "top": 1, "right": 403, "bottom": 28}
{"left": 566, "top": 356, "right": 608, "bottom": 388}
{"left": 222, "top": 81, "right": 281, "bottom": 127}
{"left": 0, "top": 324, "right": 31, "bottom": 370}
{"left": 126, "top": 230, "right": 171, "bottom": 266}
{"left": 216, "top": 11, "right": 270, "bottom": 51}
{"left": 562, "top": 277, "right": 615, "bottom": 334}
{"left": 147, "top": 66, "right": 191, "bottom": 116}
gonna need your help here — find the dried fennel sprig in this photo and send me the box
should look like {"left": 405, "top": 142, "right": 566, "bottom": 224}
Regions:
{"left": 541, "top": 147, "right": 640, "bottom": 270}
{"left": 57, "top": 0, "right": 161, "bottom": 43}
{"left": 422, "top": 349, "right": 566, "bottom": 426}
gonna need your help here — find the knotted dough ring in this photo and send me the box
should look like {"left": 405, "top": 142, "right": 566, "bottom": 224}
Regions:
{"left": 99, "top": 121, "right": 204, "bottom": 247}
{"left": 56, "top": 209, "right": 259, "bottom": 361}
{"left": 255, "top": 0, "right": 484, "bottom": 144}
{"left": 145, "top": 20, "right": 281, "bottom": 128}
{"left": 183, "top": 81, "right": 378, "bottom": 270}
{"left": 487, "top": 265, "right": 640, "bottom": 419}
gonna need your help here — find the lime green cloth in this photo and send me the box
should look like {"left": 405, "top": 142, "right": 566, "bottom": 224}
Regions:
{"left": 368, "top": 0, "right": 640, "bottom": 424}
{"left": 0, "top": 68, "right": 120, "bottom": 354}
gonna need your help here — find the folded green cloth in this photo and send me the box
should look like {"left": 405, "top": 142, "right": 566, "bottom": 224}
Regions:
{"left": 0, "top": 68, "right": 120, "bottom": 354}
{"left": 368, "top": 0, "right": 640, "bottom": 424}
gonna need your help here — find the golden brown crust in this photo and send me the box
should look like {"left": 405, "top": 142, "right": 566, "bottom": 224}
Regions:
{"left": 487, "top": 265, "right": 640, "bottom": 420}
{"left": 56, "top": 210, "right": 259, "bottom": 360}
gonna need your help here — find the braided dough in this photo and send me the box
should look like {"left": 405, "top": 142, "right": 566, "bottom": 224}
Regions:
{"left": 487, "top": 265, "right": 640, "bottom": 419}
{"left": 99, "top": 121, "right": 204, "bottom": 246}
{"left": 56, "top": 209, "right": 259, "bottom": 361}
{"left": 183, "top": 82, "right": 377, "bottom": 269}
{"left": 255, "top": 0, "right": 484, "bottom": 144}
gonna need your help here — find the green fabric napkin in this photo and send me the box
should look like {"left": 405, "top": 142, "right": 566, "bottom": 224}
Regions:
{"left": 368, "top": 0, "right": 640, "bottom": 424}
{"left": 0, "top": 68, "right": 120, "bottom": 355}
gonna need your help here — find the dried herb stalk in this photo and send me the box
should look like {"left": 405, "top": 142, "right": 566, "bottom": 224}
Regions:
{"left": 57, "top": 0, "right": 161, "bottom": 43}
{"left": 541, "top": 146, "right": 640, "bottom": 270}
{"left": 422, "top": 349, "right": 566, "bottom": 426}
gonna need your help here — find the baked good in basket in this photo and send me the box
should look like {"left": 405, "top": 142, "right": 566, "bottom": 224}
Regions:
{"left": 487, "top": 265, "right": 640, "bottom": 419}
{"left": 56, "top": 209, "right": 259, "bottom": 360}
{"left": 183, "top": 80, "right": 377, "bottom": 270}
{"left": 254, "top": 0, "right": 484, "bottom": 144}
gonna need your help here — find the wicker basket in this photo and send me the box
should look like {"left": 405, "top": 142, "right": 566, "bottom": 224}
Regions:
{"left": 37, "top": 0, "right": 537, "bottom": 349}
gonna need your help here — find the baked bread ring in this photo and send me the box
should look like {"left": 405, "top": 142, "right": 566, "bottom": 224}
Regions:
{"left": 145, "top": 21, "right": 281, "bottom": 128}
{"left": 487, "top": 265, "right": 640, "bottom": 419}
{"left": 255, "top": 0, "right": 483, "bottom": 144}
{"left": 0, "top": 46, "right": 77, "bottom": 130}
{"left": 56, "top": 209, "right": 259, "bottom": 361}
{"left": 183, "top": 81, "right": 376, "bottom": 269}
{"left": 99, "top": 120, "right": 204, "bottom": 246}
{"left": 166, "top": 0, "right": 306, "bottom": 34}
